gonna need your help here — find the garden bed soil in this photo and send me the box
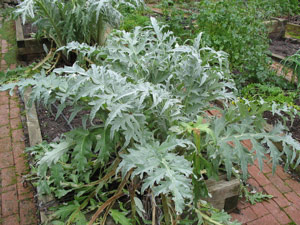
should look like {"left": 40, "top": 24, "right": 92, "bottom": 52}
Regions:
{"left": 269, "top": 38, "right": 300, "bottom": 57}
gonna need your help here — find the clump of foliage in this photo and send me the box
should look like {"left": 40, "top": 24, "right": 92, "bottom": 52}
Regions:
{"left": 14, "top": 0, "right": 144, "bottom": 48}
{"left": 282, "top": 49, "right": 300, "bottom": 86}
{"left": 196, "top": 0, "right": 272, "bottom": 83}
{"left": 119, "top": 7, "right": 150, "bottom": 31}
{"left": 2, "top": 19, "right": 300, "bottom": 224}
{"left": 242, "top": 83, "right": 300, "bottom": 110}
{"left": 249, "top": 0, "right": 300, "bottom": 17}
{"left": 240, "top": 185, "right": 273, "bottom": 205}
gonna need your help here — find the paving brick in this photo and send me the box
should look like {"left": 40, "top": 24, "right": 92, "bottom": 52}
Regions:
{"left": 241, "top": 139, "right": 253, "bottom": 150}
{"left": 15, "top": 157, "right": 29, "bottom": 176}
{"left": 10, "top": 107, "right": 20, "bottom": 119}
{"left": 266, "top": 173, "right": 292, "bottom": 193}
{"left": 0, "top": 95, "right": 9, "bottom": 105}
{"left": 254, "top": 159, "right": 272, "bottom": 174}
{"left": 230, "top": 207, "right": 257, "bottom": 224}
{"left": 0, "top": 151, "right": 14, "bottom": 169}
{"left": 2, "top": 167, "right": 16, "bottom": 187}
{"left": 0, "top": 137, "right": 11, "bottom": 153}
{"left": 0, "top": 91, "right": 8, "bottom": 96}
{"left": 9, "top": 97, "right": 19, "bottom": 109}
{"left": 262, "top": 199, "right": 291, "bottom": 224}
{"left": 2, "top": 214, "right": 20, "bottom": 225}
{"left": 284, "top": 206, "right": 300, "bottom": 224}
{"left": 10, "top": 117, "right": 22, "bottom": 130}
{"left": 1, "top": 184, "right": 17, "bottom": 193}
{"left": 0, "top": 113, "right": 9, "bottom": 126}
{"left": 248, "top": 165, "right": 270, "bottom": 186}
{"left": 275, "top": 166, "right": 291, "bottom": 180}
{"left": 2, "top": 190, "right": 18, "bottom": 216}
{"left": 263, "top": 184, "right": 291, "bottom": 207}
{"left": 0, "top": 124, "right": 10, "bottom": 137}
{"left": 237, "top": 198, "right": 251, "bottom": 209}
{"left": 12, "top": 141, "right": 25, "bottom": 160}
{"left": 247, "top": 214, "right": 279, "bottom": 225}
{"left": 284, "top": 192, "right": 300, "bottom": 209}
{"left": 19, "top": 199, "right": 38, "bottom": 225}
{"left": 250, "top": 202, "right": 269, "bottom": 218}
{"left": 285, "top": 179, "right": 300, "bottom": 195}
{"left": 12, "top": 129, "right": 25, "bottom": 142}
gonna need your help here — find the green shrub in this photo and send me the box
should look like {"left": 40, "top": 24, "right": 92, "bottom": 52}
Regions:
{"left": 196, "top": 0, "right": 271, "bottom": 83}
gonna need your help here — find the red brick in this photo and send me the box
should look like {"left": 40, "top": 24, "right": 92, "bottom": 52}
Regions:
{"left": 230, "top": 207, "right": 257, "bottom": 224}
{"left": 263, "top": 184, "right": 291, "bottom": 207}
{"left": 0, "top": 113, "right": 9, "bottom": 126}
{"left": 12, "top": 141, "right": 25, "bottom": 160}
{"left": 253, "top": 159, "right": 272, "bottom": 174}
{"left": 2, "top": 190, "right": 18, "bottom": 216}
{"left": 10, "top": 107, "right": 20, "bottom": 119}
{"left": 248, "top": 165, "right": 270, "bottom": 186}
{"left": 19, "top": 199, "right": 38, "bottom": 225}
{"left": 9, "top": 98, "right": 19, "bottom": 109}
{"left": 2, "top": 214, "right": 20, "bottom": 225}
{"left": 0, "top": 137, "right": 11, "bottom": 152}
{"left": 1, "top": 184, "right": 17, "bottom": 193}
{"left": 208, "top": 109, "right": 222, "bottom": 118}
{"left": 10, "top": 117, "right": 22, "bottom": 130}
{"left": 285, "top": 179, "right": 300, "bottom": 195}
{"left": 284, "top": 192, "right": 300, "bottom": 209}
{"left": 241, "top": 139, "right": 253, "bottom": 150}
{"left": 0, "top": 91, "right": 8, "bottom": 96}
{"left": 284, "top": 206, "right": 300, "bottom": 224}
{"left": 0, "top": 124, "right": 10, "bottom": 137}
{"left": 275, "top": 166, "right": 291, "bottom": 180}
{"left": 247, "top": 214, "right": 279, "bottom": 225}
{"left": 237, "top": 198, "right": 251, "bottom": 209}
{"left": 0, "top": 151, "right": 14, "bottom": 168}
{"left": 266, "top": 173, "right": 292, "bottom": 193}
{"left": 12, "top": 129, "right": 25, "bottom": 142}
{"left": 2, "top": 167, "right": 16, "bottom": 187}
{"left": 263, "top": 199, "right": 291, "bottom": 224}
{"left": 15, "top": 157, "right": 29, "bottom": 175}
{"left": 0, "top": 95, "right": 9, "bottom": 105}
{"left": 250, "top": 202, "right": 269, "bottom": 218}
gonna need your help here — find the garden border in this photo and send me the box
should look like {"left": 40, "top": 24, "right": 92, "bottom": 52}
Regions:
{"left": 23, "top": 87, "right": 55, "bottom": 224}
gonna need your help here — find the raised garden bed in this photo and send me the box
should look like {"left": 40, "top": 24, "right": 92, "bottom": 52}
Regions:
{"left": 15, "top": 17, "right": 49, "bottom": 61}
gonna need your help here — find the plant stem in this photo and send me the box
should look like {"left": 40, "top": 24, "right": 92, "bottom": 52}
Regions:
{"left": 151, "top": 193, "right": 156, "bottom": 225}
{"left": 161, "top": 194, "right": 171, "bottom": 225}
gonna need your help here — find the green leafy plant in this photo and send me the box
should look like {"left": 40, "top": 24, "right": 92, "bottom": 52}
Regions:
{"left": 2, "top": 19, "right": 300, "bottom": 224}
{"left": 196, "top": 0, "right": 272, "bottom": 84}
{"left": 14, "top": 0, "right": 144, "bottom": 48}
{"left": 241, "top": 83, "right": 300, "bottom": 111}
{"left": 241, "top": 185, "right": 273, "bottom": 205}
{"left": 282, "top": 49, "right": 300, "bottom": 86}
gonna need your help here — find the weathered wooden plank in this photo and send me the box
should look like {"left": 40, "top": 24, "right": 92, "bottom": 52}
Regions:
{"left": 15, "top": 17, "right": 24, "bottom": 41}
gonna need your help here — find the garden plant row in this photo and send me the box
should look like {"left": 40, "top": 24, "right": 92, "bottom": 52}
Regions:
{"left": 1, "top": 0, "right": 300, "bottom": 224}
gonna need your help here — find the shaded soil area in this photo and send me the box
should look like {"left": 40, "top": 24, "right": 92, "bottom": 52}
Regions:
{"left": 23, "top": 22, "right": 37, "bottom": 39}
{"left": 269, "top": 38, "right": 300, "bottom": 57}
{"left": 289, "top": 15, "right": 300, "bottom": 25}
{"left": 263, "top": 109, "right": 300, "bottom": 142}
{"left": 36, "top": 104, "right": 99, "bottom": 142}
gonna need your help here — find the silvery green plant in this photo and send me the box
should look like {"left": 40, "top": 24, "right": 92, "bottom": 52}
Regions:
{"left": 15, "top": 0, "right": 144, "bottom": 47}
{"left": 2, "top": 19, "right": 300, "bottom": 224}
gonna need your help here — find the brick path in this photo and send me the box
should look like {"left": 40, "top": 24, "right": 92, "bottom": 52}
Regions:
{"left": 230, "top": 141, "right": 300, "bottom": 224}
{"left": 0, "top": 20, "right": 38, "bottom": 225}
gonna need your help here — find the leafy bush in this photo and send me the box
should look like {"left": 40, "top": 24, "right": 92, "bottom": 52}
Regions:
{"left": 196, "top": 0, "right": 271, "bottom": 83}
{"left": 2, "top": 19, "right": 300, "bottom": 224}
{"left": 14, "top": 0, "right": 144, "bottom": 48}
{"left": 282, "top": 49, "right": 300, "bottom": 86}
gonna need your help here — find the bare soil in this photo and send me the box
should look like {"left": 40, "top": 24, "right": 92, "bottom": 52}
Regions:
{"left": 269, "top": 38, "right": 300, "bottom": 57}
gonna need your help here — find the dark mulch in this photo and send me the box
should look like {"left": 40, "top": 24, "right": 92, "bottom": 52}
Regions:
{"left": 269, "top": 38, "right": 300, "bottom": 57}
{"left": 288, "top": 15, "right": 300, "bottom": 26}
{"left": 36, "top": 104, "right": 95, "bottom": 142}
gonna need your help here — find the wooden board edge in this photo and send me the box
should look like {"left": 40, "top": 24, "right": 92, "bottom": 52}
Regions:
{"left": 23, "top": 87, "right": 55, "bottom": 224}
{"left": 15, "top": 17, "right": 24, "bottom": 41}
